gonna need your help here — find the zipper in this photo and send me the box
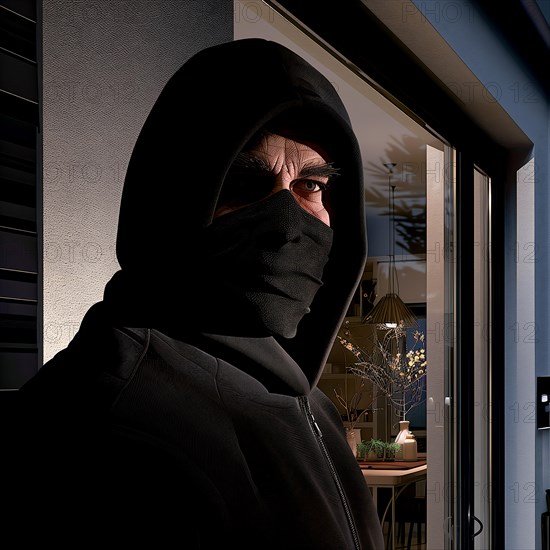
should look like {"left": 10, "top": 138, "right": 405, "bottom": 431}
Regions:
{"left": 297, "top": 395, "right": 361, "bottom": 550}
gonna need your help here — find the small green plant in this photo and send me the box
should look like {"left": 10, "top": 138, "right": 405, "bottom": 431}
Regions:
{"left": 356, "top": 440, "right": 369, "bottom": 459}
{"left": 360, "top": 438, "right": 385, "bottom": 459}
{"left": 384, "top": 441, "right": 402, "bottom": 460}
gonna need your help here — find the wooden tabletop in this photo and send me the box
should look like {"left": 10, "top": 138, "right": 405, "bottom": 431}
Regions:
{"left": 360, "top": 463, "right": 427, "bottom": 487}
{"left": 358, "top": 459, "right": 426, "bottom": 470}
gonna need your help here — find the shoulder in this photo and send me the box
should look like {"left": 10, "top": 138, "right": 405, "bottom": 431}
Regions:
{"left": 20, "top": 302, "right": 150, "bottom": 396}
{"left": 21, "top": 302, "right": 222, "bottom": 394}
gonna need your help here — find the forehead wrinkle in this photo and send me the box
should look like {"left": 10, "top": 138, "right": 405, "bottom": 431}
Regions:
{"left": 248, "top": 132, "right": 327, "bottom": 179}
{"left": 251, "top": 134, "right": 282, "bottom": 172}
{"left": 284, "top": 137, "right": 326, "bottom": 180}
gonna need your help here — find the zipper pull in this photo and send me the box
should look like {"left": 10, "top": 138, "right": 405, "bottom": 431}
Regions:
{"left": 309, "top": 410, "right": 323, "bottom": 438}
{"left": 299, "top": 395, "right": 323, "bottom": 437}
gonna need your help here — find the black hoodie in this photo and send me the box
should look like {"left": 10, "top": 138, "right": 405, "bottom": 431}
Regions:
{"left": 10, "top": 39, "right": 384, "bottom": 549}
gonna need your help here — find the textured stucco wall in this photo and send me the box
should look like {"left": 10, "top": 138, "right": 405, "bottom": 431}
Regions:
{"left": 42, "top": 0, "right": 232, "bottom": 363}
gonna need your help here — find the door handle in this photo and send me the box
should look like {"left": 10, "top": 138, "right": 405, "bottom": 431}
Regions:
{"left": 473, "top": 515, "right": 484, "bottom": 538}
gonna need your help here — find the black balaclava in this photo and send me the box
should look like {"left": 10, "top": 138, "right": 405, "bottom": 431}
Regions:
{"left": 103, "top": 38, "right": 367, "bottom": 389}
{"left": 199, "top": 189, "right": 333, "bottom": 339}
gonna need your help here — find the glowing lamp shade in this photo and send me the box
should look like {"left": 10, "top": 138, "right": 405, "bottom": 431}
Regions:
{"left": 363, "top": 162, "right": 417, "bottom": 329}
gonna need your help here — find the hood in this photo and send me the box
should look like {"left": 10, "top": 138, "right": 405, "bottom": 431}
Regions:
{"left": 106, "top": 38, "right": 367, "bottom": 388}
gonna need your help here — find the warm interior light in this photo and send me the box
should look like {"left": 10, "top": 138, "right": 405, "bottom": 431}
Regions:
{"left": 363, "top": 163, "right": 417, "bottom": 328}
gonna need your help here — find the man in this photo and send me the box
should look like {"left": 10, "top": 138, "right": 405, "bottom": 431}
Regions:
{"left": 9, "top": 38, "right": 384, "bottom": 549}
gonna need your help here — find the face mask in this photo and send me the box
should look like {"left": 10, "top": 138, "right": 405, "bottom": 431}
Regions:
{"left": 198, "top": 190, "right": 333, "bottom": 338}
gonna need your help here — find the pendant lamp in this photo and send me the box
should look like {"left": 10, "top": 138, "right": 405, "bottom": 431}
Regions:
{"left": 363, "top": 163, "right": 418, "bottom": 328}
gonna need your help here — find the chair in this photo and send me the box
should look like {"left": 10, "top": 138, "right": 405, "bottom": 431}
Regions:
{"left": 377, "top": 483, "right": 426, "bottom": 550}
{"left": 396, "top": 494, "right": 426, "bottom": 549}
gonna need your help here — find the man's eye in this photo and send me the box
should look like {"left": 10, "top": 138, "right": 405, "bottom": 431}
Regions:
{"left": 292, "top": 179, "right": 329, "bottom": 194}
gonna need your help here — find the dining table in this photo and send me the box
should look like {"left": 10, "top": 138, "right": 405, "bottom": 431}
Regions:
{"left": 360, "top": 458, "right": 427, "bottom": 550}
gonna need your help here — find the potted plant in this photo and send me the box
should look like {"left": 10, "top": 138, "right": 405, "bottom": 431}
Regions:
{"left": 356, "top": 440, "right": 369, "bottom": 460}
{"left": 361, "top": 438, "right": 385, "bottom": 460}
{"left": 384, "top": 441, "right": 402, "bottom": 461}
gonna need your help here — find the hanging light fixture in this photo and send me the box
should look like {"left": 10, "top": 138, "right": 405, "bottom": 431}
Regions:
{"left": 363, "top": 163, "right": 418, "bottom": 329}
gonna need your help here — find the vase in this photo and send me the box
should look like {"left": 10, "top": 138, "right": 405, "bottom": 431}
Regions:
{"left": 345, "top": 428, "right": 361, "bottom": 457}
{"left": 394, "top": 420, "right": 418, "bottom": 461}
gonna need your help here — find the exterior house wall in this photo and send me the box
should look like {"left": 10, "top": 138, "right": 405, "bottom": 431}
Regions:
{"left": 42, "top": 0, "right": 233, "bottom": 364}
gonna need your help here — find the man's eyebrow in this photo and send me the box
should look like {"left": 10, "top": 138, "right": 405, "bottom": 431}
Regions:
{"left": 300, "top": 162, "right": 340, "bottom": 179}
{"left": 233, "top": 152, "right": 340, "bottom": 179}
{"left": 232, "top": 151, "right": 271, "bottom": 170}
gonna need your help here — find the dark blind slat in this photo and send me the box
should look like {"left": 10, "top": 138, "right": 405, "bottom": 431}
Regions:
{"left": 0, "top": 113, "right": 37, "bottom": 148}
{"left": 0, "top": 229, "right": 37, "bottom": 277}
{"left": 0, "top": 50, "right": 38, "bottom": 102}
{"left": 0, "top": 177, "right": 36, "bottom": 206}
{"left": 0, "top": 4, "right": 36, "bottom": 61}
{"left": 0, "top": 201, "right": 36, "bottom": 230}
{"left": 0, "top": 1, "right": 36, "bottom": 22}
{"left": 0, "top": 88, "right": 38, "bottom": 124}
{"left": 0, "top": 138, "right": 36, "bottom": 171}
{"left": 0, "top": 275, "right": 37, "bottom": 301}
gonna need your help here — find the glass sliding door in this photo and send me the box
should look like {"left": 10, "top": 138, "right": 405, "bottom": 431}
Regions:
{"left": 426, "top": 143, "right": 456, "bottom": 549}
{"left": 429, "top": 151, "right": 494, "bottom": 549}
